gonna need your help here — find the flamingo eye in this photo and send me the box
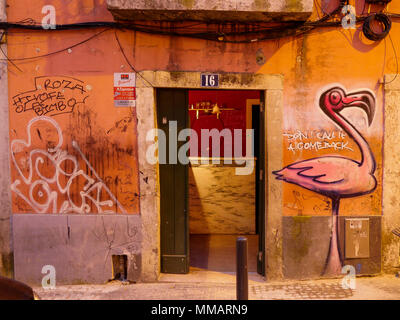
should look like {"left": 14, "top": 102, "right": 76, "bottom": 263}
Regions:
{"left": 329, "top": 91, "right": 341, "bottom": 106}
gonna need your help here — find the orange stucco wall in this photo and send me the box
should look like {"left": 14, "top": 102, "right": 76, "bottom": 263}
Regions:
{"left": 7, "top": 1, "right": 140, "bottom": 214}
{"left": 5, "top": 0, "right": 397, "bottom": 217}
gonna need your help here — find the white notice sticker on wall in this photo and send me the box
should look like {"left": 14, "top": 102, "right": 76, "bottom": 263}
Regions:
{"left": 114, "top": 73, "right": 136, "bottom": 107}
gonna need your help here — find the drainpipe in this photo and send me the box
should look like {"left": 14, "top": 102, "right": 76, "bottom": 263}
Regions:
{"left": 0, "top": 0, "right": 14, "bottom": 278}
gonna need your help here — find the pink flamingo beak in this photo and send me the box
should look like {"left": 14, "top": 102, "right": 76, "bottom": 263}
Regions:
{"left": 341, "top": 91, "right": 376, "bottom": 126}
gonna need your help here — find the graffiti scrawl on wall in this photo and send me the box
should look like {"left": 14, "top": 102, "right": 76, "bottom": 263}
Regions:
{"left": 283, "top": 129, "right": 354, "bottom": 154}
{"left": 11, "top": 116, "right": 127, "bottom": 214}
{"left": 12, "top": 76, "right": 88, "bottom": 117}
{"left": 274, "top": 85, "right": 377, "bottom": 276}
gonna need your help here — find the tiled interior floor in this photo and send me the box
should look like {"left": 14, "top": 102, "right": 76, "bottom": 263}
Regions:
{"left": 189, "top": 234, "right": 259, "bottom": 272}
{"left": 159, "top": 268, "right": 265, "bottom": 284}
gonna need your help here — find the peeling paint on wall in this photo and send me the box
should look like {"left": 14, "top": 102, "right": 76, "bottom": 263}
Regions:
{"left": 10, "top": 75, "right": 140, "bottom": 214}
{"left": 11, "top": 116, "right": 127, "bottom": 214}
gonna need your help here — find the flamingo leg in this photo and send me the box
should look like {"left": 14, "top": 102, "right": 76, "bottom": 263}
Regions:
{"left": 323, "top": 197, "right": 343, "bottom": 276}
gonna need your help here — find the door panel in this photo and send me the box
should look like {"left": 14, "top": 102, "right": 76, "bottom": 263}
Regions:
{"left": 257, "top": 94, "right": 266, "bottom": 276}
{"left": 158, "top": 89, "right": 189, "bottom": 274}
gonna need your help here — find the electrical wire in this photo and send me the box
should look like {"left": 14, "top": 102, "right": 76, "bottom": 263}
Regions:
{"left": 114, "top": 31, "right": 154, "bottom": 88}
{"left": 362, "top": 1, "right": 367, "bottom": 15}
{"left": 0, "top": 28, "right": 110, "bottom": 61}
{"left": 0, "top": 3, "right": 397, "bottom": 88}
{"left": 0, "top": 2, "right": 398, "bottom": 45}
{"left": 0, "top": 1, "right": 349, "bottom": 43}
{"left": 0, "top": 31, "right": 23, "bottom": 71}
{"left": 314, "top": 0, "right": 322, "bottom": 20}
{"left": 0, "top": 21, "right": 289, "bottom": 42}
{"left": 362, "top": 13, "right": 392, "bottom": 41}
{"left": 385, "top": 33, "right": 398, "bottom": 84}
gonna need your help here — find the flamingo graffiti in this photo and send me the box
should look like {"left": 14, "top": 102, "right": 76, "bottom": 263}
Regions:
{"left": 273, "top": 85, "right": 377, "bottom": 276}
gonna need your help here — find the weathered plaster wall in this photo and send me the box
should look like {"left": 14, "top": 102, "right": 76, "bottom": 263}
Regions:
{"left": 266, "top": 88, "right": 284, "bottom": 280}
{"left": 107, "top": 0, "right": 314, "bottom": 22}
{"left": 13, "top": 214, "right": 142, "bottom": 285}
{"left": 256, "top": 1, "right": 392, "bottom": 277}
{"left": 283, "top": 216, "right": 381, "bottom": 279}
{"left": 107, "top": 0, "right": 313, "bottom": 12}
{"left": 135, "top": 84, "right": 159, "bottom": 282}
{"left": 4, "top": 0, "right": 400, "bottom": 282}
{"left": 5, "top": 4, "right": 143, "bottom": 284}
{"left": 0, "top": 0, "right": 13, "bottom": 278}
{"left": 383, "top": 75, "right": 400, "bottom": 271}
{"left": 9, "top": 75, "right": 140, "bottom": 215}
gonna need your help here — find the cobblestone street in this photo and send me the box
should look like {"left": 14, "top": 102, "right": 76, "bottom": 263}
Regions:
{"left": 33, "top": 270, "right": 400, "bottom": 300}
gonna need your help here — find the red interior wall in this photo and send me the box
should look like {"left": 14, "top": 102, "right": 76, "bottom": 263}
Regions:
{"left": 188, "top": 90, "right": 260, "bottom": 157}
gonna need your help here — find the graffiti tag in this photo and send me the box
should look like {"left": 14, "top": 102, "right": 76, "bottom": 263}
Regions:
{"left": 10, "top": 116, "right": 126, "bottom": 214}
{"left": 12, "top": 76, "right": 88, "bottom": 117}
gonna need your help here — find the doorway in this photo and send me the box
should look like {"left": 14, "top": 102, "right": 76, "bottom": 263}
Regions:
{"left": 157, "top": 88, "right": 265, "bottom": 275}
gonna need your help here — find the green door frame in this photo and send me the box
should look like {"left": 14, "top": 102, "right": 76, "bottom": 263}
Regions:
{"left": 157, "top": 87, "right": 266, "bottom": 275}
{"left": 157, "top": 88, "right": 189, "bottom": 274}
{"left": 257, "top": 92, "right": 266, "bottom": 276}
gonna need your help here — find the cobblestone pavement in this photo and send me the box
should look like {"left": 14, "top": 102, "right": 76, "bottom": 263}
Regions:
{"left": 32, "top": 271, "right": 400, "bottom": 300}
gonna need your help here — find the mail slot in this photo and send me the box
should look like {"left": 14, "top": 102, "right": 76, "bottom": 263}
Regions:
{"left": 345, "top": 218, "right": 370, "bottom": 259}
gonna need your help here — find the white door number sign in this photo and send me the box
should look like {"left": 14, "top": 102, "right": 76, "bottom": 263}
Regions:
{"left": 201, "top": 73, "right": 219, "bottom": 87}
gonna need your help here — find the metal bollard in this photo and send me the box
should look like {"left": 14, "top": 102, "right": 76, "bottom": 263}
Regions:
{"left": 236, "top": 237, "right": 248, "bottom": 300}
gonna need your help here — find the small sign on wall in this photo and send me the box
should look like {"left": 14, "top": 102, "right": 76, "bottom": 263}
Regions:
{"left": 201, "top": 73, "right": 219, "bottom": 87}
{"left": 114, "top": 73, "right": 136, "bottom": 107}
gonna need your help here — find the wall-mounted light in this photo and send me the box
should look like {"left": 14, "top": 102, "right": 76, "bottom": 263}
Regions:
{"left": 189, "top": 102, "right": 236, "bottom": 119}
